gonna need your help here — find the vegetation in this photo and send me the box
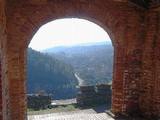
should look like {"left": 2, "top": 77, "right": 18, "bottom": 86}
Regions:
{"left": 27, "top": 102, "right": 109, "bottom": 115}
{"left": 44, "top": 42, "right": 113, "bottom": 86}
{"left": 27, "top": 94, "right": 52, "bottom": 110}
{"left": 27, "top": 42, "right": 113, "bottom": 99}
{"left": 27, "top": 104, "right": 79, "bottom": 115}
{"left": 27, "top": 48, "right": 78, "bottom": 99}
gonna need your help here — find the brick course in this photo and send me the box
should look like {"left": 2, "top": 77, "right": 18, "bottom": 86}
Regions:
{"left": 0, "top": 0, "right": 159, "bottom": 120}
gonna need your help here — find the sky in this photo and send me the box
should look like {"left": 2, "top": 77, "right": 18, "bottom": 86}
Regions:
{"left": 29, "top": 18, "right": 111, "bottom": 51}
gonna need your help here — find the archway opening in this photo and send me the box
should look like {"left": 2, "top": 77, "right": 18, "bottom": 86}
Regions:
{"left": 27, "top": 18, "right": 114, "bottom": 118}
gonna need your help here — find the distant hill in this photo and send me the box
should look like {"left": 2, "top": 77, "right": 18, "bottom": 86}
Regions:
{"left": 43, "top": 42, "right": 114, "bottom": 86}
{"left": 43, "top": 41, "right": 112, "bottom": 53}
{"left": 27, "top": 48, "right": 78, "bottom": 100}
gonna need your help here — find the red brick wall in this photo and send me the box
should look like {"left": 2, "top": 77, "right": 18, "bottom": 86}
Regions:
{"left": 0, "top": 0, "right": 8, "bottom": 120}
{"left": 139, "top": 11, "right": 160, "bottom": 118}
{"left": 152, "top": 12, "right": 160, "bottom": 118}
{"left": 0, "top": 60, "right": 2, "bottom": 120}
{"left": 0, "top": 0, "right": 159, "bottom": 120}
{"left": 5, "top": 49, "right": 27, "bottom": 120}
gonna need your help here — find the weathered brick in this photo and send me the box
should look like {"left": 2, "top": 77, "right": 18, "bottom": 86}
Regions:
{"left": 0, "top": 1, "right": 159, "bottom": 120}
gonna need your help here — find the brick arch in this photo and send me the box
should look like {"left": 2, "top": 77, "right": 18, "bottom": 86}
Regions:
{"left": 2, "top": 1, "right": 152, "bottom": 120}
{"left": 6, "top": 0, "right": 131, "bottom": 51}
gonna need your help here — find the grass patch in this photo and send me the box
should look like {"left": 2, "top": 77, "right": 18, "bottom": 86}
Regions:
{"left": 27, "top": 104, "right": 79, "bottom": 115}
{"left": 27, "top": 103, "right": 109, "bottom": 115}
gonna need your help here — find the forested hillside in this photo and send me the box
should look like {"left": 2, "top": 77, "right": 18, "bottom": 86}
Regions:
{"left": 27, "top": 48, "right": 78, "bottom": 99}
{"left": 27, "top": 42, "right": 113, "bottom": 100}
{"left": 44, "top": 42, "right": 114, "bottom": 85}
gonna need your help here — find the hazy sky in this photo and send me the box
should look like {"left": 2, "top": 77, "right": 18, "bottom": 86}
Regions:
{"left": 29, "top": 18, "right": 111, "bottom": 51}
